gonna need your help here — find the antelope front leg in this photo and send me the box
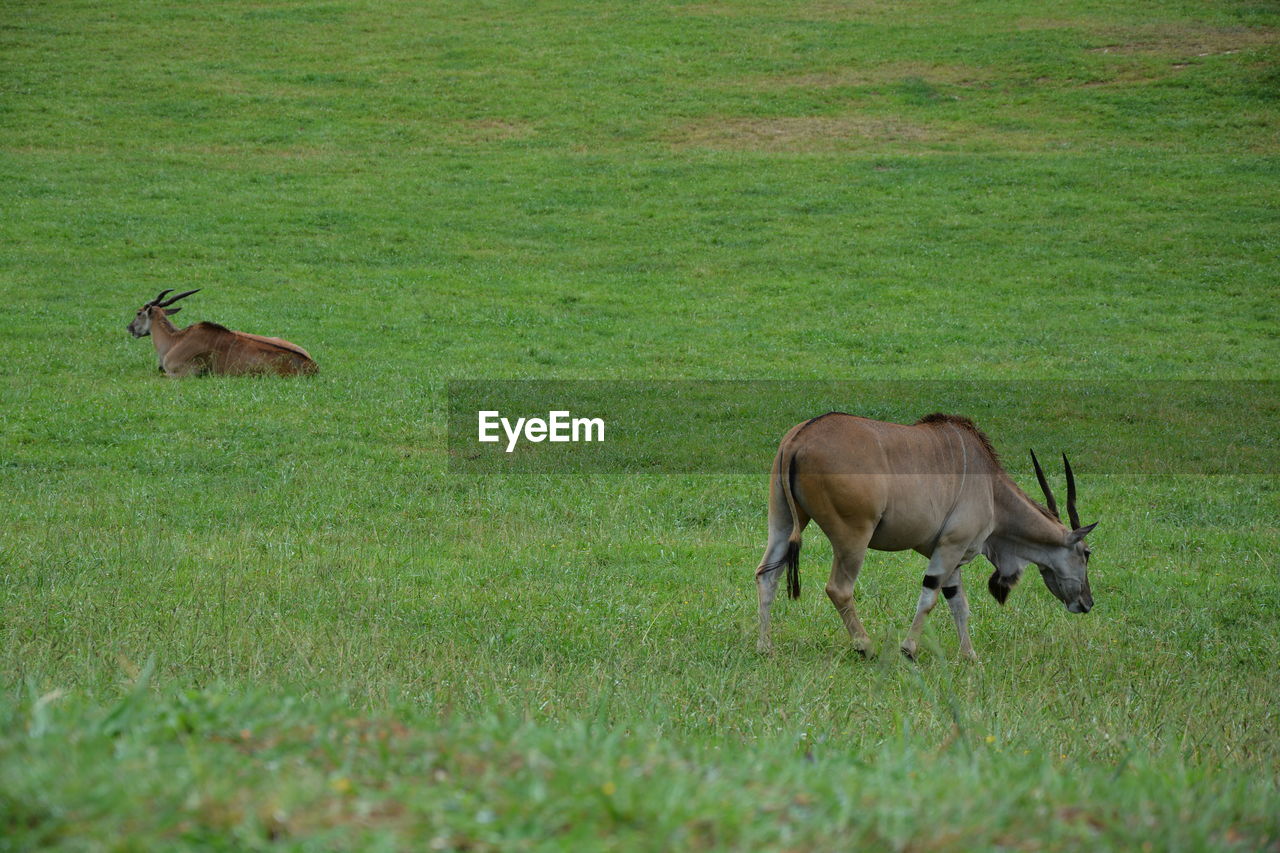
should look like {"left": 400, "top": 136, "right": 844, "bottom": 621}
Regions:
{"left": 900, "top": 575, "right": 942, "bottom": 660}
{"left": 943, "top": 575, "right": 979, "bottom": 662}
{"left": 901, "top": 547, "right": 965, "bottom": 660}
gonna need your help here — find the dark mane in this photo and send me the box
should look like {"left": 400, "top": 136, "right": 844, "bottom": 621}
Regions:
{"left": 915, "top": 413, "right": 1060, "bottom": 523}
{"left": 914, "top": 413, "right": 1001, "bottom": 463}
{"left": 192, "top": 320, "right": 232, "bottom": 334}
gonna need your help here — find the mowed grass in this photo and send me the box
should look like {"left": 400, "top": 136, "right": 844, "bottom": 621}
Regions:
{"left": 2, "top": 0, "right": 1279, "bottom": 849}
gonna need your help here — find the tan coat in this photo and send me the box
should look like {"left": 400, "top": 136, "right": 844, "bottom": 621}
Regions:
{"left": 754, "top": 413, "right": 1096, "bottom": 660}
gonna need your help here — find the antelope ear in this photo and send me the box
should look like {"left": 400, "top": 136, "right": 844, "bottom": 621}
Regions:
{"left": 166, "top": 307, "right": 181, "bottom": 315}
{"left": 1065, "top": 522, "right": 1098, "bottom": 546}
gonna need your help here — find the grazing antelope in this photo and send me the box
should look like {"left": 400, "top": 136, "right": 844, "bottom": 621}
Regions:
{"left": 126, "top": 289, "right": 318, "bottom": 377}
{"left": 754, "top": 412, "right": 1097, "bottom": 660}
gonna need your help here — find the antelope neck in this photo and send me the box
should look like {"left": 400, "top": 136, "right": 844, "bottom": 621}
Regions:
{"left": 992, "top": 475, "right": 1066, "bottom": 547}
{"left": 149, "top": 309, "right": 181, "bottom": 357}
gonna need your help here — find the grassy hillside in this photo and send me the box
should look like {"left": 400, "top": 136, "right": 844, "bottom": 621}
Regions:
{"left": 2, "top": 0, "right": 1277, "bottom": 849}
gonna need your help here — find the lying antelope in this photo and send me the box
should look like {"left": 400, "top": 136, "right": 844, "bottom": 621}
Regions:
{"left": 127, "top": 289, "right": 318, "bottom": 377}
{"left": 755, "top": 412, "right": 1097, "bottom": 660}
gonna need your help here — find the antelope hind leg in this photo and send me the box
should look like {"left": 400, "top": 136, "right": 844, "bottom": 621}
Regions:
{"left": 826, "top": 538, "right": 874, "bottom": 658}
{"left": 755, "top": 535, "right": 792, "bottom": 654}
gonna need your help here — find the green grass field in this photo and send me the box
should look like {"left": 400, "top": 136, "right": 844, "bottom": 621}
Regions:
{"left": 2, "top": 0, "right": 1278, "bottom": 849}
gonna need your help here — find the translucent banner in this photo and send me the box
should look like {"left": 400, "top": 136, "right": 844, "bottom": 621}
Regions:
{"left": 447, "top": 381, "right": 1277, "bottom": 476}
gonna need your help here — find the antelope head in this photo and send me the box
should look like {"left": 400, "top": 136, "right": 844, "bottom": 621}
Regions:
{"left": 127, "top": 289, "right": 200, "bottom": 337}
{"left": 1028, "top": 449, "right": 1098, "bottom": 614}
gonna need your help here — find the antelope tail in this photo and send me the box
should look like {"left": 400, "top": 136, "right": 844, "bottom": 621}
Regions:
{"left": 780, "top": 445, "right": 804, "bottom": 599}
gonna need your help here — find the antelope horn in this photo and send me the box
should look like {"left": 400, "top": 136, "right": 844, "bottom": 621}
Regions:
{"left": 1063, "top": 452, "right": 1080, "bottom": 530}
{"left": 148, "top": 289, "right": 174, "bottom": 307}
{"left": 157, "top": 288, "right": 200, "bottom": 307}
{"left": 1030, "top": 449, "right": 1059, "bottom": 520}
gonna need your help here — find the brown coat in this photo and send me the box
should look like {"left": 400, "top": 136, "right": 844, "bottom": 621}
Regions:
{"left": 127, "top": 290, "right": 317, "bottom": 377}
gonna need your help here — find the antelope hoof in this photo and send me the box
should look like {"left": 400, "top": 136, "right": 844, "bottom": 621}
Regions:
{"left": 900, "top": 641, "right": 918, "bottom": 661}
{"left": 853, "top": 639, "right": 872, "bottom": 659}
{"left": 756, "top": 639, "right": 774, "bottom": 656}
